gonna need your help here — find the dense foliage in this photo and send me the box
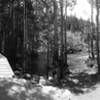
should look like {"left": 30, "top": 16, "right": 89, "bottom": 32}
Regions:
{"left": 0, "top": 0, "right": 98, "bottom": 79}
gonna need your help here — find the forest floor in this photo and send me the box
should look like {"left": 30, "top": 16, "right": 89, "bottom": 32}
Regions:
{"left": 67, "top": 52, "right": 100, "bottom": 100}
{"left": 0, "top": 52, "right": 100, "bottom": 100}
{"left": 73, "top": 83, "right": 100, "bottom": 100}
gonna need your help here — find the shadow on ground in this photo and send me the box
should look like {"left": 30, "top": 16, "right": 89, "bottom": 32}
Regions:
{"left": 60, "top": 72, "right": 100, "bottom": 95}
{"left": 0, "top": 79, "right": 53, "bottom": 100}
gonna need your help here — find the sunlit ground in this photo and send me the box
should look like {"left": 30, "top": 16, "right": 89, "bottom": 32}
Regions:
{"left": 0, "top": 78, "right": 72, "bottom": 100}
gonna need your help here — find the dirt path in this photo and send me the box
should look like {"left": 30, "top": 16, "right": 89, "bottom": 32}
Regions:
{"left": 0, "top": 52, "right": 99, "bottom": 100}
{"left": 68, "top": 52, "right": 89, "bottom": 73}
{"left": 67, "top": 52, "right": 100, "bottom": 100}
{"left": 73, "top": 84, "right": 100, "bottom": 100}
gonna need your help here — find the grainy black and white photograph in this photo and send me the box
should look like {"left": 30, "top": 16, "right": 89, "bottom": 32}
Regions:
{"left": 0, "top": 0, "right": 100, "bottom": 100}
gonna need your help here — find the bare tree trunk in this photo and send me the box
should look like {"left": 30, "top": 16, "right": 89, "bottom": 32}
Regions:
{"left": 53, "top": 0, "right": 58, "bottom": 65}
{"left": 46, "top": 7, "right": 50, "bottom": 79}
{"left": 1, "top": 32, "right": 5, "bottom": 54}
{"left": 91, "top": 0, "right": 95, "bottom": 59}
{"left": 47, "top": 33, "right": 50, "bottom": 78}
{"left": 59, "top": 0, "right": 64, "bottom": 79}
{"left": 88, "top": 32, "right": 91, "bottom": 57}
{"left": 64, "top": 1, "right": 68, "bottom": 66}
{"left": 96, "top": 0, "right": 100, "bottom": 74}
{"left": 23, "top": 0, "right": 27, "bottom": 74}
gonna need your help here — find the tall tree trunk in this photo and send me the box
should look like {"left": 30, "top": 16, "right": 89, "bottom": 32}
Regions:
{"left": 23, "top": 0, "right": 27, "bottom": 74}
{"left": 96, "top": 0, "right": 100, "bottom": 74}
{"left": 47, "top": 32, "right": 50, "bottom": 79}
{"left": 64, "top": 0, "right": 68, "bottom": 66}
{"left": 91, "top": 0, "right": 95, "bottom": 59}
{"left": 1, "top": 2, "right": 5, "bottom": 54}
{"left": 53, "top": 0, "right": 58, "bottom": 65}
{"left": 1, "top": 32, "right": 5, "bottom": 54}
{"left": 60, "top": 0, "right": 64, "bottom": 79}
{"left": 46, "top": 7, "right": 50, "bottom": 79}
{"left": 88, "top": 32, "right": 91, "bottom": 57}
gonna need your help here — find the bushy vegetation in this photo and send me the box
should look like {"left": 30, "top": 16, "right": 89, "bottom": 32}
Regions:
{"left": 0, "top": 0, "right": 99, "bottom": 80}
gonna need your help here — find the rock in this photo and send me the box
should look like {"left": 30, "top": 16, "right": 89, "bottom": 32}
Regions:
{"left": 72, "top": 79, "right": 79, "bottom": 84}
{"left": 38, "top": 76, "right": 47, "bottom": 86}
{"left": 48, "top": 76, "right": 53, "bottom": 81}
{"left": 31, "top": 75, "right": 40, "bottom": 84}
{"left": 12, "top": 78, "right": 27, "bottom": 85}
{"left": 24, "top": 73, "right": 31, "bottom": 80}
{"left": 14, "top": 70, "right": 22, "bottom": 78}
